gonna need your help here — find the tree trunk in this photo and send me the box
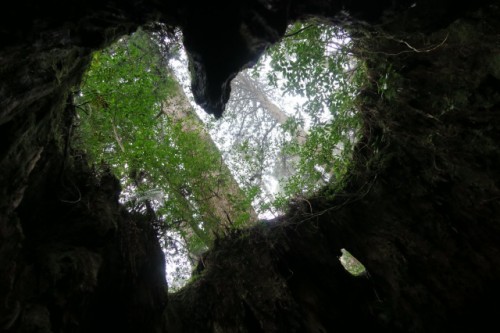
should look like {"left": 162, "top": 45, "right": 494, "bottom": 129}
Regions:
{"left": 162, "top": 81, "right": 259, "bottom": 232}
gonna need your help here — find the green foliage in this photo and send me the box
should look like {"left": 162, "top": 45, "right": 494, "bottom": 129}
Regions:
{"left": 75, "top": 29, "right": 254, "bottom": 256}
{"left": 254, "top": 22, "right": 366, "bottom": 210}
{"left": 77, "top": 30, "right": 175, "bottom": 178}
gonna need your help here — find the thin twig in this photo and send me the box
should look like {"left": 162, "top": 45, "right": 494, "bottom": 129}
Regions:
{"left": 362, "top": 33, "right": 449, "bottom": 56}
{"left": 395, "top": 33, "right": 449, "bottom": 53}
{"left": 283, "top": 25, "right": 314, "bottom": 38}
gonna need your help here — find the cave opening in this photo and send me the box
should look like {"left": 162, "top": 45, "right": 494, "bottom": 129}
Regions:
{"left": 1, "top": 1, "right": 500, "bottom": 332}
{"left": 73, "top": 21, "right": 364, "bottom": 289}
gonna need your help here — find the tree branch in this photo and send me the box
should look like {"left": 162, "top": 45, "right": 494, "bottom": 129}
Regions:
{"left": 111, "top": 119, "right": 126, "bottom": 152}
{"left": 283, "top": 24, "right": 314, "bottom": 39}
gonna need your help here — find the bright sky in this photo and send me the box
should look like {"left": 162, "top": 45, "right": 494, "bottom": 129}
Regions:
{"left": 166, "top": 46, "right": 293, "bottom": 289}
{"left": 164, "top": 26, "right": 351, "bottom": 289}
{"left": 169, "top": 51, "right": 281, "bottom": 216}
{"left": 168, "top": 46, "right": 334, "bottom": 218}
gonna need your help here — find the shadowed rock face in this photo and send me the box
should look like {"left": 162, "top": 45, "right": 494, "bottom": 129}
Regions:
{"left": 181, "top": 1, "right": 288, "bottom": 118}
{"left": 0, "top": 2, "right": 174, "bottom": 331}
{"left": 175, "top": 0, "right": 290, "bottom": 118}
{"left": 1, "top": 0, "right": 500, "bottom": 332}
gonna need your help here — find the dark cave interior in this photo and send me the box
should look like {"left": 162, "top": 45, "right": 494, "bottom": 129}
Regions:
{"left": 1, "top": 0, "right": 500, "bottom": 332}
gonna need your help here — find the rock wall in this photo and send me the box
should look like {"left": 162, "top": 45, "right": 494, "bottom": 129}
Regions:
{"left": 167, "top": 1, "right": 500, "bottom": 332}
{"left": 1, "top": 0, "right": 499, "bottom": 332}
{"left": 0, "top": 2, "right": 165, "bottom": 330}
